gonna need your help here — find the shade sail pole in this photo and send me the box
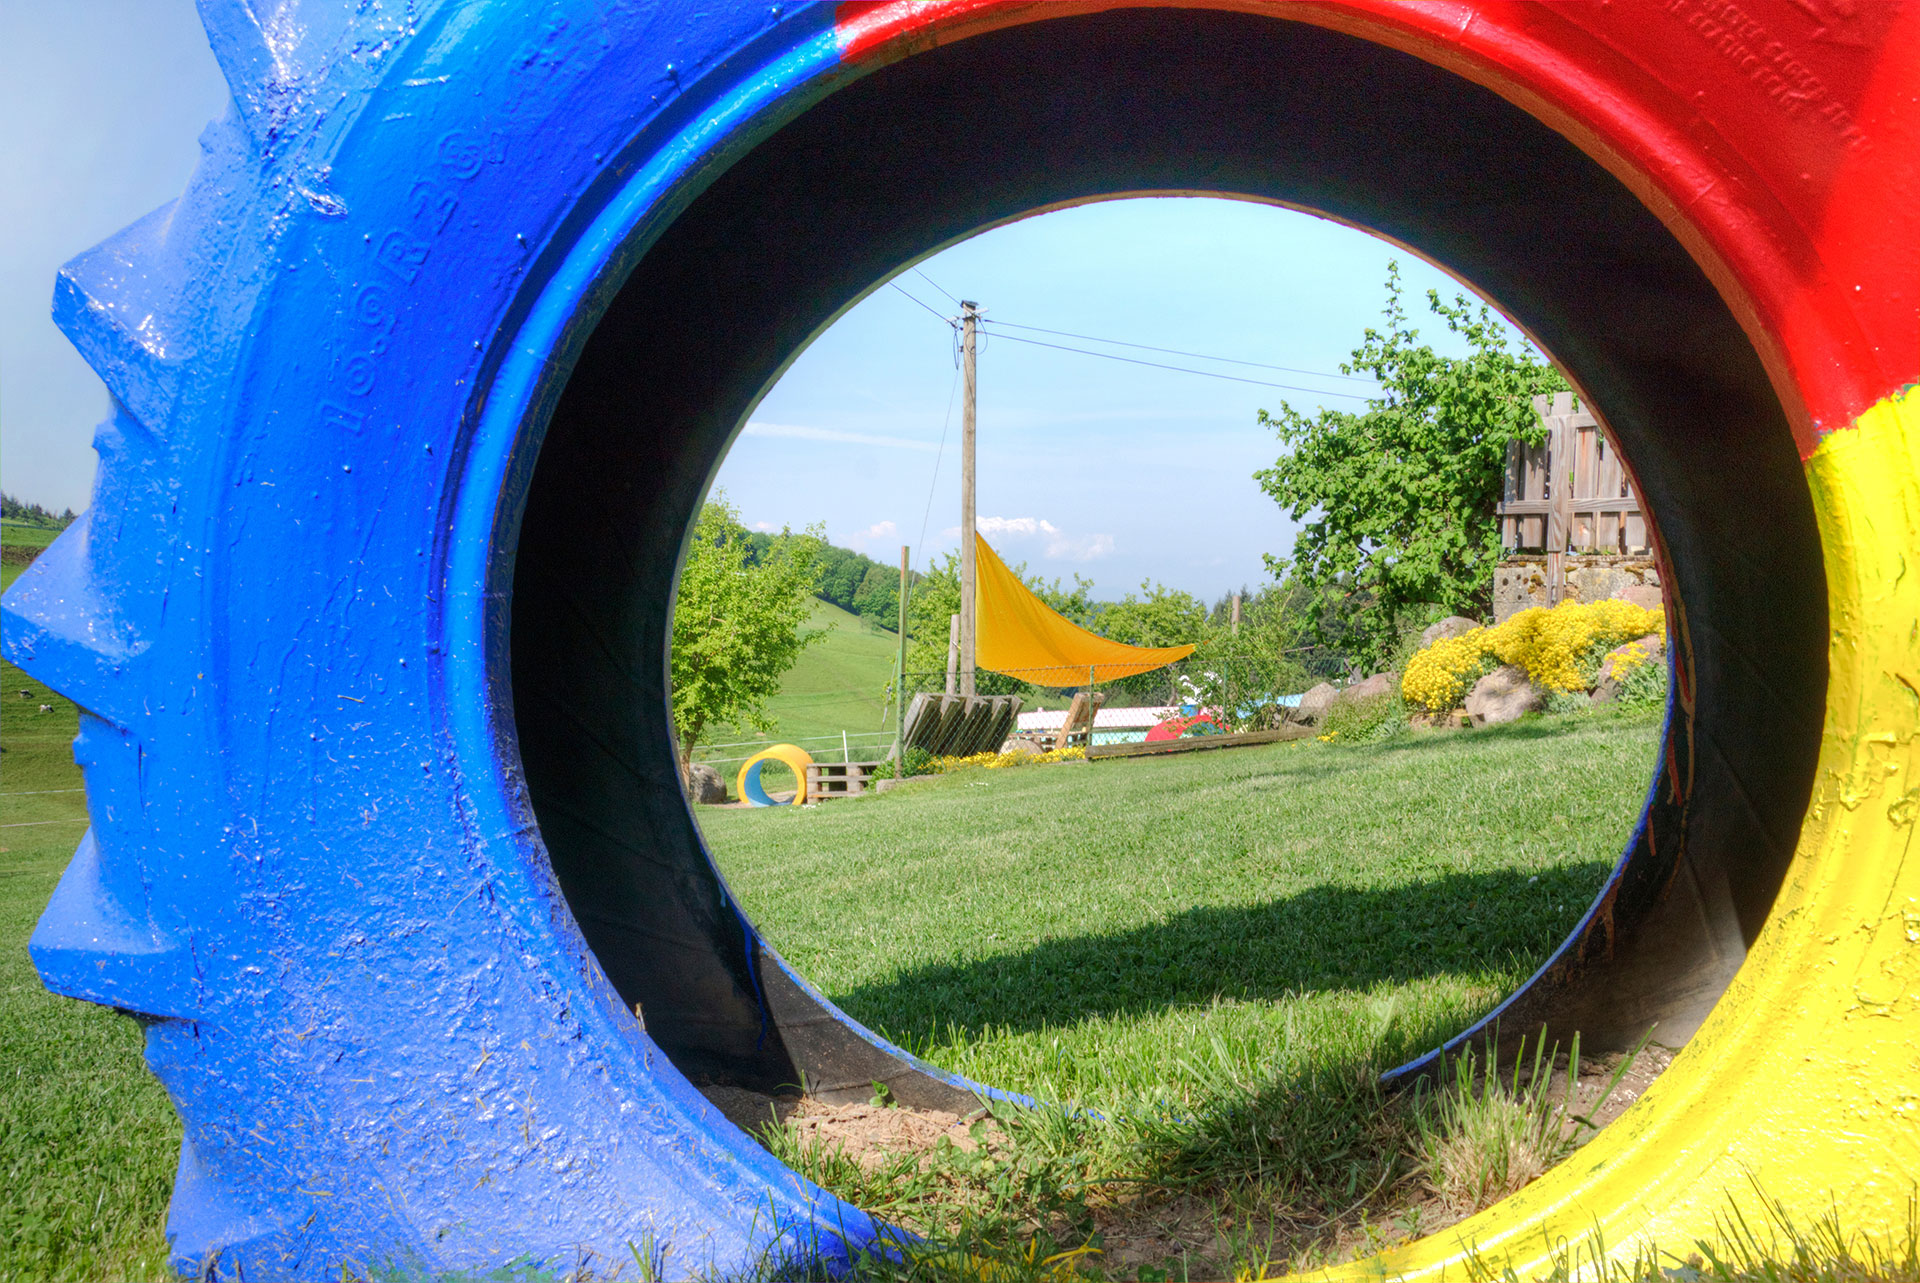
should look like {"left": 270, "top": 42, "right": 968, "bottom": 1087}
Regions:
{"left": 958, "top": 299, "right": 979, "bottom": 697}
{"left": 893, "top": 544, "right": 909, "bottom": 767}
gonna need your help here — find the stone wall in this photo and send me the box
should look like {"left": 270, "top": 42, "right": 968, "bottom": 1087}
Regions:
{"left": 1493, "top": 554, "right": 1661, "bottom": 622}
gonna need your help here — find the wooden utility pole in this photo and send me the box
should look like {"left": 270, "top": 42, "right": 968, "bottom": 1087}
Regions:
{"left": 958, "top": 300, "right": 979, "bottom": 697}
{"left": 1231, "top": 593, "right": 1243, "bottom": 635}
{"left": 893, "top": 544, "right": 910, "bottom": 767}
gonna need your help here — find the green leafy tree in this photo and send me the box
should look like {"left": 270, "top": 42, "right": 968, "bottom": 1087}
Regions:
{"left": 1095, "top": 581, "right": 1209, "bottom": 649}
{"left": 851, "top": 563, "right": 902, "bottom": 631}
{"left": 1092, "top": 581, "right": 1211, "bottom": 702}
{"left": 1188, "top": 589, "right": 1314, "bottom": 729}
{"left": 670, "top": 495, "right": 824, "bottom": 774}
{"left": 1255, "top": 262, "right": 1567, "bottom": 670}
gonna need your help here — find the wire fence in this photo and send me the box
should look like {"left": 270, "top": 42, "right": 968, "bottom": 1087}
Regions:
{"left": 683, "top": 656, "right": 1327, "bottom": 771}
{"left": 689, "top": 729, "right": 899, "bottom": 771}
{"left": 893, "top": 656, "right": 1314, "bottom": 727}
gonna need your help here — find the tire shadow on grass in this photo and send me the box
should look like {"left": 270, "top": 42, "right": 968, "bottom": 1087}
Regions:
{"left": 833, "top": 864, "right": 1611, "bottom": 1047}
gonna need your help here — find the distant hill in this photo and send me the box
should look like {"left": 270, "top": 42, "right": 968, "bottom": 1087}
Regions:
{"left": 704, "top": 599, "right": 900, "bottom": 762}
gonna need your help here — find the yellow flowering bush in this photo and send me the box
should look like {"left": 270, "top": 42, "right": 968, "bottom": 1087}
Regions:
{"left": 1604, "top": 638, "right": 1654, "bottom": 677}
{"left": 1401, "top": 598, "right": 1665, "bottom": 712}
{"left": 935, "top": 745, "right": 1087, "bottom": 772}
{"left": 1401, "top": 631, "right": 1502, "bottom": 714}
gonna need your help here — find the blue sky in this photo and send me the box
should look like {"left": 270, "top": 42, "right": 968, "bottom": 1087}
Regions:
{"left": 4, "top": 5, "right": 1530, "bottom": 603}
{"left": 0, "top": 4, "right": 228, "bottom": 515}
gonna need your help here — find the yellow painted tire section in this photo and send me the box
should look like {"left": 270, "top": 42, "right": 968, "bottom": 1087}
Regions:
{"left": 1336, "top": 391, "right": 1920, "bottom": 1278}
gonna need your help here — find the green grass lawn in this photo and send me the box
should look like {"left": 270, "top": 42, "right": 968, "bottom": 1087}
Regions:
{"left": 699, "top": 712, "right": 1657, "bottom": 1111}
{"left": 1, "top": 556, "right": 183, "bottom": 1283}
{"left": 697, "top": 599, "right": 901, "bottom": 767}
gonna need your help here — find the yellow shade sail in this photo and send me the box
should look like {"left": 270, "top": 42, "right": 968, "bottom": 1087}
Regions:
{"left": 973, "top": 534, "right": 1195, "bottom": 687}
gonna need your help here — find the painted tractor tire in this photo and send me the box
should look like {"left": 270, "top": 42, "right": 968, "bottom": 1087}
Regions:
{"left": 1, "top": 2, "right": 1913, "bottom": 1279}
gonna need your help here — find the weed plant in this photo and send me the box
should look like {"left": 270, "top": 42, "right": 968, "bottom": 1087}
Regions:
{"left": 1316, "top": 691, "right": 1411, "bottom": 744}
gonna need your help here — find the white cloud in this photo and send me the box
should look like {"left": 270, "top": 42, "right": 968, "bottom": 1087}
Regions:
{"left": 943, "top": 516, "right": 1114, "bottom": 563}
{"left": 742, "top": 421, "right": 939, "bottom": 453}
{"left": 1047, "top": 532, "right": 1115, "bottom": 562}
{"left": 977, "top": 516, "right": 1059, "bottom": 537}
{"left": 752, "top": 521, "right": 777, "bottom": 532}
{"left": 843, "top": 519, "right": 898, "bottom": 553}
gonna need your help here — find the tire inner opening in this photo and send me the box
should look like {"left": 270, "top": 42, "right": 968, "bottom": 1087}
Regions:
{"left": 508, "top": 8, "right": 1824, "bottom": 1114}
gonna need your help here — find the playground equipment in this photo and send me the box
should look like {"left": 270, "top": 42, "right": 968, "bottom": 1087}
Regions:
{"left": 735, "top": 743, "right": 814, "bottom": 807}
{"left": 1, "top": 2, "right": 1913, "bottom": 1279}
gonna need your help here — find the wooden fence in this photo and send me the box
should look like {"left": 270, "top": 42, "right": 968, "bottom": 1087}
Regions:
{"left": 1498, "top": 391, "right": 1648, "bottom": 557}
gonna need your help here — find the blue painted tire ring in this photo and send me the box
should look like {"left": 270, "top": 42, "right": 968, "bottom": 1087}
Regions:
{"left": 1, "top": 4, "right": 1833, "bottom": 1279}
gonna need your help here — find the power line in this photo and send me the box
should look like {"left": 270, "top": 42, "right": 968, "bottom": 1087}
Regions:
{"left": 888, "top": 282, "right": 955, "bottom": 328}
{"left": 913, "top": 267, "right": 962, "bottom": 307}
{"left": 982, "top": 331, "right": 1374, "bottom": 401}
{"left": 983, "top": 318, "right": 1378, "bottom": 384}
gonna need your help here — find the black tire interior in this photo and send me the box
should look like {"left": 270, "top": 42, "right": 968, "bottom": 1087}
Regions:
{"left": 507, "top": 9, "right": 1825, "bottom": 1095}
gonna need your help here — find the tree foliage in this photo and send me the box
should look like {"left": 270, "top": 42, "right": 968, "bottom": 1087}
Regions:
{"left": 1254, "top": 262, "right": 1567, "bottom": 670}
{"left": 1, "top": 493, "right": 76, "bottom": 528}
{"left": 745, "top": 531, "right": 911, "bottom": 632}
{"left": 670, "top": 495, "right": 824, "bottom": 768}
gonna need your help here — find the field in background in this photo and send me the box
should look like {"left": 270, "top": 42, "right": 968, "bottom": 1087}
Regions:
{"left": 696, "top": 598, "right": 1065, "bottom": 774}
{"left": 2, "top": 547, "right": 182, "bottom": 1281}
{"left": 0, "top": 518, "right": 63, "bottom": 556}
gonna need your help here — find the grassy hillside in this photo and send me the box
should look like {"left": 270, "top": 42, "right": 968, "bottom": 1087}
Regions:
{"left": 702, "top": 599, "right": 906, "bottom": 765}
{"left": 702, "top": 598, "right": 1069, "bottom": 767}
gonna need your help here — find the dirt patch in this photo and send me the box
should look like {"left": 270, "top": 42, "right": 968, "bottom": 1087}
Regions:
{"left": 699, "top": 1041, "right": 1677, "bottom": 1276}
{"left": 1560, "top": 1040, "right": 1675, "bottom": 1133}
{"left": 699, "top": 1085, "right": 982, "bottom": 1162}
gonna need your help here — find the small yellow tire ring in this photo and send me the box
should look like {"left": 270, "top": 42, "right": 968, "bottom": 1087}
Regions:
{"left": 736, "top": 744, "right": 814, "bottom": 808}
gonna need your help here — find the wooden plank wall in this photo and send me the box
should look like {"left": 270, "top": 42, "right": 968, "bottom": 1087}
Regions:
{"left": 1498, "top": 392, "right": 1649, "bottom": 568}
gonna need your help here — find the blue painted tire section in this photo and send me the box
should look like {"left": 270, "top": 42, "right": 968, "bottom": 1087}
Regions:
{"left": 1, "top": 3, "right": 1831, "bottom": 1279}
{"left": 4, "top": 5, "right": 891, "bottom": 1278}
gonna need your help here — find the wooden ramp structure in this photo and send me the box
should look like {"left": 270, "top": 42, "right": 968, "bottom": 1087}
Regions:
{"left": 1035, "top": 690, "right": 1106, "bottom": 751}
{"left": 900, "top": 692, "right": 1022, "bottom": 758}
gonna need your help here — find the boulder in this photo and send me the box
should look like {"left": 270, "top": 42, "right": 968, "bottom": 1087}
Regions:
{"left": 1336, "top": 671, "right": 1399, "bottom": 704}
{"left": 1421, "top": 615, "right": 1481, "bottom": 648}
{"left": 1000, "top": 736, "right": 1048, "bottom": 757}
{"left": 1612, "top": 584, "right": 1664, "bottom": 611}
{"left": 684, "top": 762, "right": 727, "bottom": 805}
{"left": 1289, "top": 682, "right": 1340, "bottom": 726}
{"left": 1593, "top": 633, "right": 1667, "bottom": 703}
{"left": 1465, "top": 665, "right": 1544, "bottom": 727}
